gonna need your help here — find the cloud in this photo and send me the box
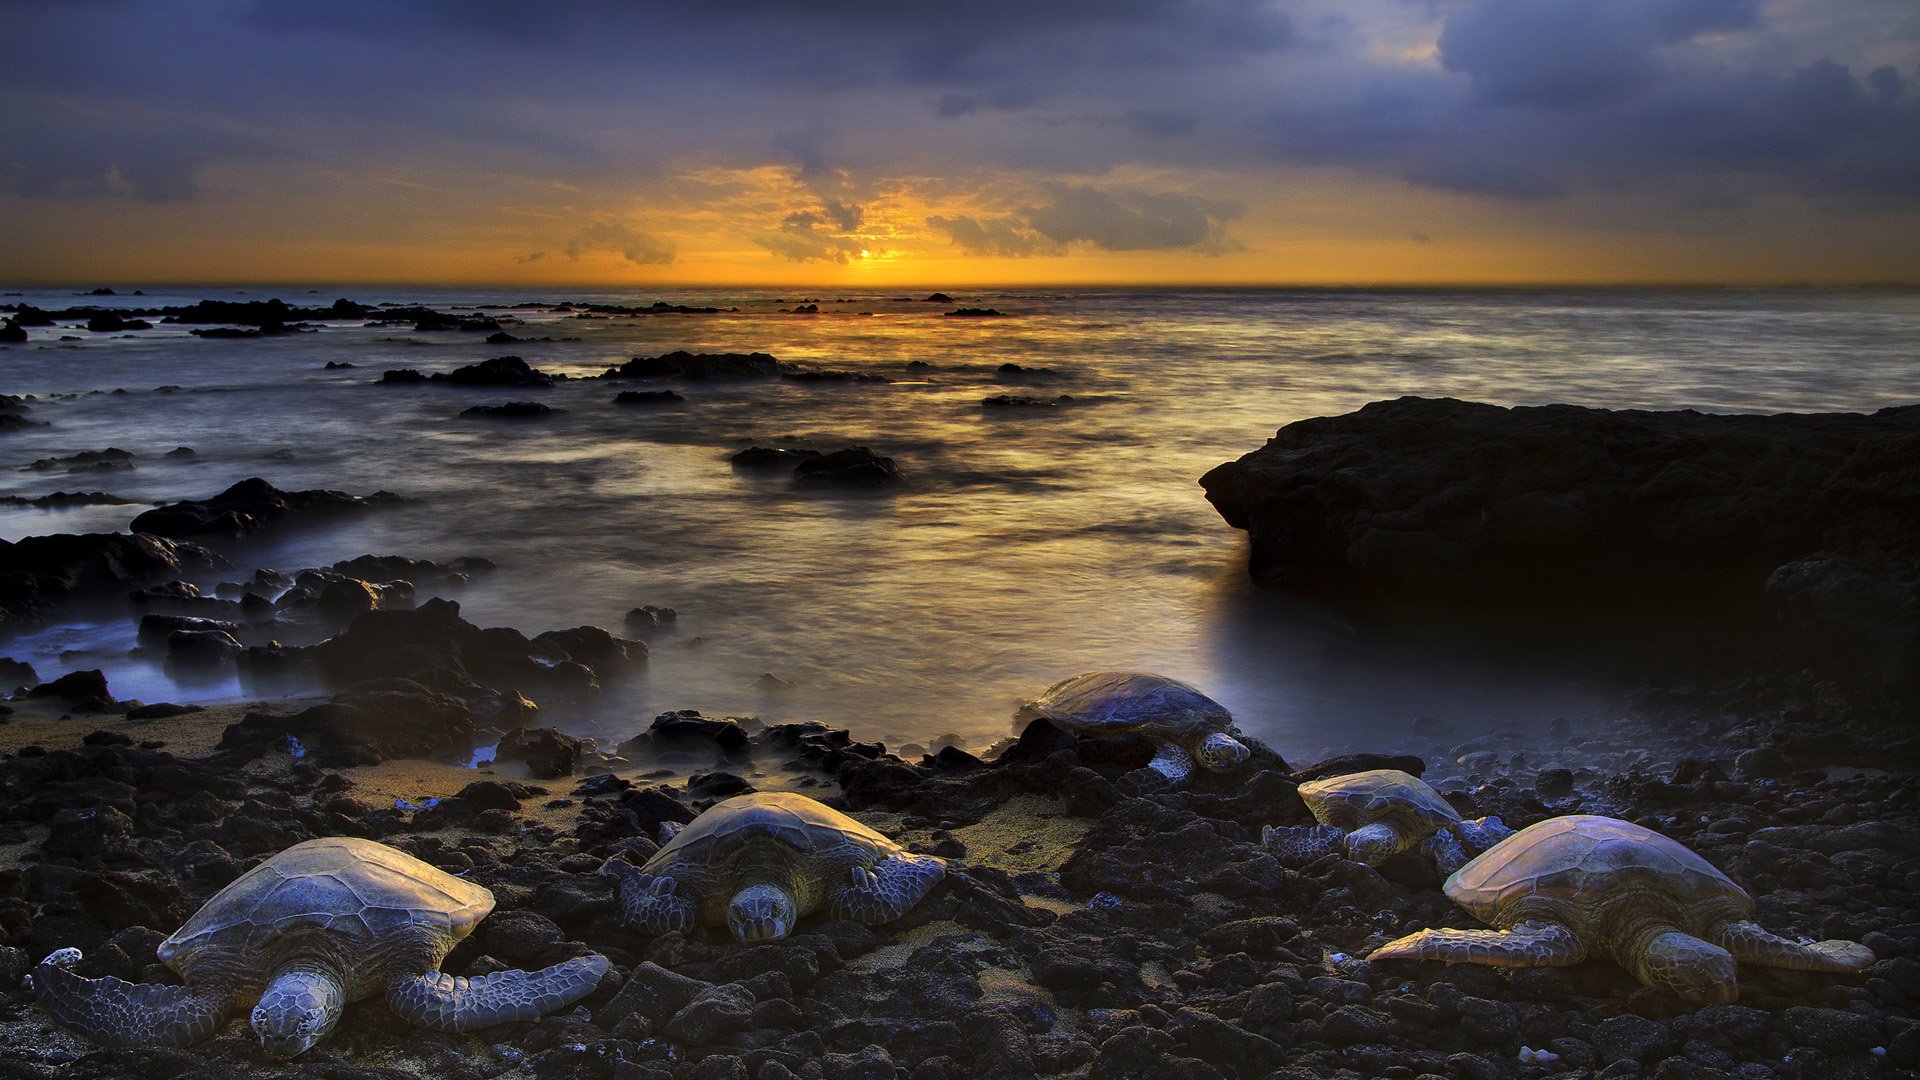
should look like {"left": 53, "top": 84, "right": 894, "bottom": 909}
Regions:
{"left": 564, "top": 222, "right": 675, "bottom": 266}
{"left": 930, "top": 185, "right": 1242, "bottom": 256}
{"left": 757, "top": 207, "right": 865, "bottom": 263}
{"left": 1025, "top": 185, "right": 1243, "bottom": 252}
{"left": 926, "top": 214, "right": 1058, "bottom": 257}
{"left": 1438, "top": 0, "right": 1760, "bottom": 106}
{"left": 517, "top": 250, "right": 547, "bottom": 263}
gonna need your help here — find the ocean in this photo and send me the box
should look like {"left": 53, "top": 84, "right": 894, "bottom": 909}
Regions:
{"left": 4, "top": 285, "right": 1917, "bottom": 762}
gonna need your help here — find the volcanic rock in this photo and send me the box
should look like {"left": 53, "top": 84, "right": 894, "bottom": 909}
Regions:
{"left": 131, "top": 477, "right": 395, "bottom": 539}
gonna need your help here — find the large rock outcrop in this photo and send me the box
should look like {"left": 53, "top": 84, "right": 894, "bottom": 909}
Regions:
{"left": 1201, "top": 397, "right": 1920, "bottom": 688}
{"left": 0, "top": 532, "right": 225, "bottom": 629}
{"left": 130, "top": 478, "right": 398, "bottom": 539}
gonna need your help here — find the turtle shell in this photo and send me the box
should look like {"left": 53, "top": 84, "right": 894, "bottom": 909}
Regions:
{"left": 157, "top": 837, "right": 493, "bottom": 980}
{"left": 641, "top": 792, "right": 903, "bottom": 878}
{"left": 1017, "top": 672, "right": 1232, "bottom": 739}
{"left": 1298, "top": 769, "right": 1461, "bottom": 833}
{"left": 1444, "top": 815, "right": 1751, "bottom": 924}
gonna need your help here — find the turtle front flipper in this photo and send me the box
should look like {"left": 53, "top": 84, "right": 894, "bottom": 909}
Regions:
{"left": 1418, "top": 829, "right": 1471, "bottom": 877}
{"left": 1230, "top": 730, "right": 1290, "bottom": 772}
{"left": 601, "top": 860, "right": 699, "bottom": 934}
{"left": 1119, "top": 742, "right": 1194, "bottom": 794}
{"left": 828, "top": 852, "right": 947, "bottom": 925}
{"left": 1370, "top": 920, "right": 1587, "bottom": 968}
{"left": 33, "top": 952, "right": 232, "bottom": 1048}
{"left": 1262, "top": 824, "right": 1346, "bottom": 867}
{"left": 386, "top": 955, "right": 610, "bottom": 1031}
{"left": 1454, "top": 815, "right": 1513, "bottom": 855}
{"left": 1713, "top": 920, "right": 1876, "bottom": 973}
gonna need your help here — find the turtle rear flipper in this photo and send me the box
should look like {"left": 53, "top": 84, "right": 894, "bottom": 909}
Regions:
{"left": 33, "top": 956, "right": 231, "bottom": 1048}
{"left": 828, "top": 853, "right": 946, "bottom": 925}
{"left": 1118, "top": 743, "right": 1193, "bottom": 794}
{"left": 601, "top": 860, "right": 698, "bottom": 934}
{"left": 1713, "top": 921, "right": 1875, "bottom": 972}
{"left": 387, "top": 955, "right": 609, "bottom": 1031}
{"left": 1370, "top": 920, "right": 1587, "bottom": 968}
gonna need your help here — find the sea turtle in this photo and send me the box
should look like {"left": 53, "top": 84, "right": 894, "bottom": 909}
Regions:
{"left": 1261, "top": 768, "right": 1511, "bottom": 875}
{"left": 1016, "top": 671, "right": 1288, "bottom": 792}
{"left": 32, "top": 837, "right": 610, "bottom": 1058}
{"left": 601, "top": 791, "right": 945, "bottom": 943}
{"left": 1369, "top": 815, "right": 1875, "bottom": 1004}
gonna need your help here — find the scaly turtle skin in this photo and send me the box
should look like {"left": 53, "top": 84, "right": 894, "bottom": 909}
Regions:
{"left": 1261, "top": 769, "right": 1511, "bottom": 876}
{"left": 1370, "top": 815, "right": 1875, "bottom": 1003}
{"left": 32, "top": 837, "right": 608, "bottom": 1058}
{"left": 1016, "top": 671, "right": 1289, "bottom": 793}
{"left": 602, "top": 791, "right": 946, "bottom": 943}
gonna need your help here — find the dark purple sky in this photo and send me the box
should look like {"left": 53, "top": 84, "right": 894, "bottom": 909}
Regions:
{"left": 3, "top": 0, "right": 1917, "bottom": 283}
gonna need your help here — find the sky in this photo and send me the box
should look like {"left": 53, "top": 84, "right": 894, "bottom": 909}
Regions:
{"left": 2, "top": 0, "right": 1918, "bottom": 287}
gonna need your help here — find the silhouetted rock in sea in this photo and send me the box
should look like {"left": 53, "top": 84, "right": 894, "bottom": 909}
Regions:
{"left": 1202, "top": 396, "right": 1920, "bottom": 693}
{"left": 944, "top": 307, "right": 1006, "bottom": 317}
{"left": 794, "top": 446, "right": 901, "bottom": 487}
{"left": 605, "top": 350, "right": 788, "bottom": 380}
{"left": 461, "top": 401, "right": 558, "bottom": 419}
{"left": 379, "top": 355, "right": 557, "bottom": 388}
{"left": 0, "top": 532, "right": 224, "bottom": 629}
{"left": 0, "top": 319, "right": 26, "bottom": 343}
{"left": 730, "top": 446, "right": 821, "bottom": 470}
{"left": 613, "top": 389, "right": 686, "bottom": 405}
{"left": 131, "top": 477, "right": 399, "bottom": 539}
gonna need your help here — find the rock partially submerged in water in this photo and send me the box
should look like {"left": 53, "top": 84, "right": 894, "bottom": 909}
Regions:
{"left": 605, "top": 350, "right": 788, "bottom": 380}
{"left": 131, "top": 478, "right": 399, "bottom": 540}
{"left": 381, "top": 355, "right": 558, "bottom": 388}
{"left": 314, "top": 598, "right": 638, "bottom": 703}
{"left": 0, "top": 531, "right": 225, "bottom": 629}
{"left": 793, "top": 446, "right": 901, "bottom": 487}
{"left": 1201, "top": 397, "right": 1920, "bottom": 683}
{"left": 460, "top": 401, "right": 559, "bottom": 419}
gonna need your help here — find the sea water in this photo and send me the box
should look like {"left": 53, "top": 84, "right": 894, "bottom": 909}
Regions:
{"left": 3, "top": 286, "right": 1916, "bottom": 761}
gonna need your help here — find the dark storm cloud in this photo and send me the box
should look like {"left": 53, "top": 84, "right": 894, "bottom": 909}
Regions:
{"left": 1, "top": 0, "right": 1916, "bottom": 248}
{"left": 1270, "top": 0, "right": 1920, "bottom": 207}
{"left": 1437, "top": 0, "right": 1760, "bottom": 106}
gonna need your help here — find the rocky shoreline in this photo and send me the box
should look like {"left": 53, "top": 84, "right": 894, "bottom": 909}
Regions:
{"left": 0, "top": 395, "right": 1915, "bottom": 1079}
{"left": 0, "top": 658, "right": 1914, "bottom": 1079}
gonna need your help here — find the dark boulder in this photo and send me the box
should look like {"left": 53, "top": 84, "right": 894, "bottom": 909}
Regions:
{"left": 166, "top": 628, "right": 244, "bottom": 667}
{"left": 131, "top": 477, "right": 395, "bottom": 539}
{"left": 440, "top": 355, "right": 554, "bottom": 387}
{"left": 494, "top": 726, "right": 582, "bottom": 778}
{"left": 24, "top": 668, "right": 115, "bottom": 711}
{"left": 793, "top": 447, "right": 900, "bottom": 487}
{"left": 461, "top": 401, "right": 557, "bottom": 419}
{"left": 1201, "top": 397, "right": 1920, "bottom": 673}
{"left": 606, "top": 350, "right": 788, "bottom": 380}
{"left": 631, "top": 710, "right": 752, "bottom": 754}
{"left": 0, "top": 532, "right": 224, "bottom": 628}
{"left": 614, "top": 390, "right": 686, "bottom": 405}
{"left": 0, "top": 319, "right": 26, "bottom": 343}
{"left": 731, "top": 446, "right": 821, "bottom": 470}
{"left": 218, "top": 680, "right": 473, "bottom": 765}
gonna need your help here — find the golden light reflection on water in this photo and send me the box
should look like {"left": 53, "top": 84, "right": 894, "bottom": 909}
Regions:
{"left": 1, "top": 286, "right": 1916, "bottom": 758}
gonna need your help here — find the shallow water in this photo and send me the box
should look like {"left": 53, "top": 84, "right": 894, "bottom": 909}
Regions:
{"left": 3, "top": 285, "right": 1917, "bottom": 761}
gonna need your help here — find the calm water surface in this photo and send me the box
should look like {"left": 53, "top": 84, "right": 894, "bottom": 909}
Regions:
{"left": 3, "top": 286, "right": 1917, "bottom": 761}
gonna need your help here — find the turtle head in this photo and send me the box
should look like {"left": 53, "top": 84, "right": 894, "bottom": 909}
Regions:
{"left": 252, "top": 966, "right": 344, "bottom": 1059}
{"left": 1195, "top": 732, "right": 1249, "bottom": 771}
{"left": 727, "top": 884, "right": 797, "bottom": 943}
{"left": 1641, "top": 931, "right": 1738, "bottom": 1005}
{"left": 1342, "top": 821, "right": 1405, "bottom": 865}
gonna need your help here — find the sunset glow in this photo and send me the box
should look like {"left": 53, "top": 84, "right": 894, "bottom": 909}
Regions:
{"left": 3, "top": 1, "right": 1916, "bottom": 287}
